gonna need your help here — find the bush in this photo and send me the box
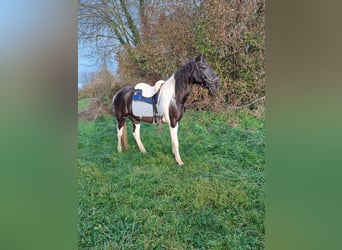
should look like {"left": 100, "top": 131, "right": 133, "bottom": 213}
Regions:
{"left": 116, "top": 0, "right": 265, "bottom": 109}
{"left": 78, "top": 67, "right": 124, "bottom": 119}
{"left": 195, "top": 0, "right": 265, "bottom": 106}
{"left": 81, "top": 0, "right": 265, "bottom": 115}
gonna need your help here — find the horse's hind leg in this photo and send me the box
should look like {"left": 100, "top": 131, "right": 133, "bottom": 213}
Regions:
{"left": 132, "top": 122, "right": 147, "bottom": 153}
{"left": 117, "top": 119, "right": 128, "bottom": 152}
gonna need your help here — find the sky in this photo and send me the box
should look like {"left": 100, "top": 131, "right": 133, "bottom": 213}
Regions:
{"left": 78, "top": 47, "right": 118, "bottom": 89}
{"left": 78, "top": 49, "right": 99, "bottom": 89}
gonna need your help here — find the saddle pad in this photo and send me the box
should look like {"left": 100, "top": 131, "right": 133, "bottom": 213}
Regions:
{"left": 132, "top": 89, "right": 155, "bottom": 105}
{"left": 132, "top": 101, "right": 154, "bottom": 117}
{"left": 132, "top": 89, "right": 163, "bottom": 118}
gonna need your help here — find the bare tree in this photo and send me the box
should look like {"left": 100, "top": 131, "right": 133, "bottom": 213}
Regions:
{"left": 78, "top": 0, "right": 169, "bottom": 61}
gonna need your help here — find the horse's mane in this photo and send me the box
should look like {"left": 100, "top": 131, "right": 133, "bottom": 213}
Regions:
{"left": 174, "top": 60, "right": 196, "bottom": 104}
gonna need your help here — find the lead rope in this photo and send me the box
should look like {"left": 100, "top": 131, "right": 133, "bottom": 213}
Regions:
{"left": 212, "top": 89, "right": 265, "bottom": 110}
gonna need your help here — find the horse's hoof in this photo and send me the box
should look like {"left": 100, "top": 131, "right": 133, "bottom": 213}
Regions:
{"left": 177, "top": 161, "right": 184, "bottom": 166}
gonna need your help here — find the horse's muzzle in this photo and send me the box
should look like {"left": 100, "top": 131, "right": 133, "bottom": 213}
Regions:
{"left": 215, "top": 80, "right": 221, "bottom": 90}
{"left": 210, "top": 80, "right": 220, "bottom": 93}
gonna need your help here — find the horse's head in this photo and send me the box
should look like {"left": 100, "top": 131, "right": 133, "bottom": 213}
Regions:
{"left": 193, "top": 54, "right": 220, "bottom": 94}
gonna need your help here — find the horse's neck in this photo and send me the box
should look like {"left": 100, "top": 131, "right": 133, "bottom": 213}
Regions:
{"left": 175, "top": 77, "right": 193, "bottom": 105}
{"left": 160, "top": 75, "right": 176, "bottom": 103}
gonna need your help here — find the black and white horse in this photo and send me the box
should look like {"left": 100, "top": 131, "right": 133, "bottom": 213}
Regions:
{"left": 112, "top": 54, "right": 220, "bottom": 165}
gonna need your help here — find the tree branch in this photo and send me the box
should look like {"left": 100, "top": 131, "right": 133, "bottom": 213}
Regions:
{"left": 119, "top": 0, "right": 142, "bottom": 46}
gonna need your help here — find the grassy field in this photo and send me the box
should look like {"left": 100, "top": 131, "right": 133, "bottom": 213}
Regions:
{"left": 78, "top": 101, "right": 265, "bottom": 249}
{"left": 78, "top": 98, "right": 93, "bottom": 111}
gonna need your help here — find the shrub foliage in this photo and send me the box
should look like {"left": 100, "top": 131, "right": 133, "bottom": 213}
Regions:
{"left": 79, "top": 0, "right": 265, "bottom": 110}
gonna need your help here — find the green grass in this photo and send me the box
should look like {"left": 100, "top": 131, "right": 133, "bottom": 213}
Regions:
{"left": 78, "top": 101, "right": 265, "bottom": 249}
{"left": 78, "top": 98, "right": 93, "bottom": 112}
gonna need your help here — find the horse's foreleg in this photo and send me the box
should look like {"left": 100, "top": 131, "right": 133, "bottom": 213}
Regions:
{"left": 133, "top": 123, "right": 147, "bottom": 153}
{"left": 169, "top": 123, "right": 184, "bottom": 165}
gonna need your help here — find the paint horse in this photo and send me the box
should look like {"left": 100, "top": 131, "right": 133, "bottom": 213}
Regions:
{"left": 112, "top": 54, "right": 220, "bottom": 165}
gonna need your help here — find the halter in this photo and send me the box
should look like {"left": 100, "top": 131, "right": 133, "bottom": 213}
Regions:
{"left": 194, "top": 62, "right": 219, "bottom": 90}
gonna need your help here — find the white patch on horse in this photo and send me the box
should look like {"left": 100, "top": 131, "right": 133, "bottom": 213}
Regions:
{"left": 132, "top": 123, "right": 147, "bottom": 153}
{"left": 112, "top": 94, "right": 116, "bottom": 105}
{"left": 158, "top": 74, "right": 176, "bottom": 124}
{"left": 169, "top": 123, "right": 183, "bottom": 165}
{"left": 117, "top": 126, "right": 124, "bottom": 152}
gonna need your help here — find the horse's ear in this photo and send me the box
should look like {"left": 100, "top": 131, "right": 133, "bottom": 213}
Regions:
{"left": 195, "top": 54, "right": 203, "bottom": 63}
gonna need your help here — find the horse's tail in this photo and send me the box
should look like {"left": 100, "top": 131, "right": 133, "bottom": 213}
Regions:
{"left": 122, "top": 122, "right": 128, "bottom": 151}
{"left": 112, "top": 93, "right": 117, "bottom": 115}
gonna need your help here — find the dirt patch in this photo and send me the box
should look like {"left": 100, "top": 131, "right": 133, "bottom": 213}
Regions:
{"left": 78, "top": 96, "right": 112, "bottom": 121}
